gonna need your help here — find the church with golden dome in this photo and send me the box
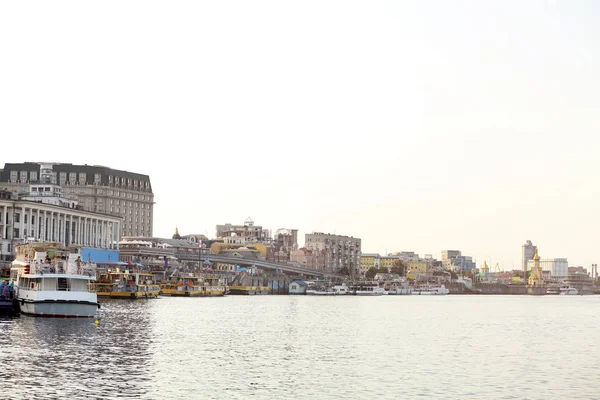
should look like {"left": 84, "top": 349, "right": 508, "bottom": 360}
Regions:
{"left": 527, "top": 248, "right": 546, "bottom": 295}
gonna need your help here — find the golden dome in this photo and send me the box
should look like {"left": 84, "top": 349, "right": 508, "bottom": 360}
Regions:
{"left": 533, "top": 248, "right": 540, "bottom": 261}
{"left": 481, "top": 260, "right": 489, "bottom": 270}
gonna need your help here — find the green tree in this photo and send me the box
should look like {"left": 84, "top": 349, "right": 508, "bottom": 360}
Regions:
{"left": 390, "top": 260, "right": 407, "bottom": 276}
{"left": 449, "top": 270, "right": 458, "bottom": 280}
{"left": 365, "top": 267, "right": 378, "bottom": 279}
{"left": 339, "top": 266, "right": 351, "bottom": 276}
{"left": 378, "top": 266, "right": 389, "bottom": 274}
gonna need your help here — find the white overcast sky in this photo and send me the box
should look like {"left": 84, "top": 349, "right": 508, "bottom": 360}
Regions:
{"left": 1, "top": 1, "right": 599, "bottom": 269}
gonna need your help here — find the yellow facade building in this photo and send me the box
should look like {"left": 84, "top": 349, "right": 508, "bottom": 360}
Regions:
{"left": 407, "top": 261, "right": 428, "bottom": 277}
{"left": 360, "top": 253, "right": 380, "bottom": 274}
{"left": 380, "top": 256, "right": 401, "bottom": 270}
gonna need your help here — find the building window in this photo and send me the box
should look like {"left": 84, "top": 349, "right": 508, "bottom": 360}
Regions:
{"left": 59, "top": 172, "right": 67, "bottom": 185}
{"left": 30, "top": 171, "right": 38, "bottom": 182}
{"left": 69, "top": 172, "right": 76, "bottom": 184}
{"left": 10, "top": 171, "right": 17, "bottom": 182}
{"left": 94, "top": 173, "right": 101, "bottom": 185}
{"left": 108, "top": 175, "right": 113, "bottom": 185}
{"left": 79, "top": 173, "right": 86, "bottom": 184}
{"left": 20, "top": 171, "right": 27, "bottom": 182}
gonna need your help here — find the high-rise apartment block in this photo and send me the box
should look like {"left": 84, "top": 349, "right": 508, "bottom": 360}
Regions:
{"left": 304, "top": 232, "right": 361, "bottom": 275}
{"left": 0, "top": 162, "right": 154, "bottom": 237}
{"left": 522, "top": 240, "right": 537, "bottom": 275}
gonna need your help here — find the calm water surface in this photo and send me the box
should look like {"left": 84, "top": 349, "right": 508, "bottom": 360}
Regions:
{"left": 1, "top": 295, "right": 599, "bottom": 399}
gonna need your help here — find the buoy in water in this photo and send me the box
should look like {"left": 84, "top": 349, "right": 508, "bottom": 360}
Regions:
{"left": 95, "top": 320, "right": 99, "bottom": 326}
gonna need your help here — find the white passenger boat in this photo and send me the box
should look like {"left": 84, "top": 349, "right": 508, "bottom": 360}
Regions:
{"left": 413, "top": 285, "right": 449, "bottom": 295}
{"left": 11, "top": 243, "right": 99, "bottom": 318}
{"left": 331, "top": 284, "right": 349, "bottom": 295}
{"left": 306, "top": 288, "right": 333, "bottom": 295}
{"left": 349, "top": 283, "right": 386, "bottom": 296}
{"left": 387, "top": 287, "right": 413, "bottom": 295}
{"left": 306, "top": 283, "right": 349, "bottom": 295}
{"left": 559, "top": 286, "right": 578, "bottom": 295}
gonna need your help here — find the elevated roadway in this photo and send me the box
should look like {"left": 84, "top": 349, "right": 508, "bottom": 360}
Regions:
{"left": 177, "top": 253, "right": 343, "bottom": 278}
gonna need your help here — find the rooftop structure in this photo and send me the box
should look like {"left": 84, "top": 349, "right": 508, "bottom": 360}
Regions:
{"left": 215, "top": 217, "right": 271, "bottom": 244}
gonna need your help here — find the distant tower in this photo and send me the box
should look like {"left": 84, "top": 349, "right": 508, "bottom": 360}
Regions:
{"left": 480, "top": 260, "right": 490, "bottom": 275}
{"left": 528, "top": 248, "right": 545, "bottom": 292}
{"left": 522, "top": 240, "right": 537, "bottom": 275}
{"left": 172, "top": 226, "right": 181, "bottom": 239}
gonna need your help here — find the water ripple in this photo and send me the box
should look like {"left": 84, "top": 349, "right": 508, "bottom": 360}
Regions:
{"left": 1, "top": 295, "right": 599, "bottom": 399}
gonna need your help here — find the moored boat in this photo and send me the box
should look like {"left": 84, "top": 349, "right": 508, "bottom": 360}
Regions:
{"left": 387, "top": 287, "right": 413, "bottom": 295}
{"left": 12, "top": 242, "right": 100, "bottom": 318}
{"left": 560, "top": 286, "right": 578, "bottom": 295}
{"left": 162, "top": 274, "right": 226, "bottom": 297}
{"left": 349, "top": 282, "right": 386, "bottom": 296}
{"left": 413, "top": 285, "right": 449, "bottom": 295}
{"left": 108, "top": 271, "right": 161, "bottom": 299}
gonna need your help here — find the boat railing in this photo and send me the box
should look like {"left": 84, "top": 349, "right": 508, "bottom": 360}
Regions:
{"left": 28, "top": 261, "right": 96, "bottom": 277}
{"left": 23, "top": 285, "right": 95, "bottom": 293}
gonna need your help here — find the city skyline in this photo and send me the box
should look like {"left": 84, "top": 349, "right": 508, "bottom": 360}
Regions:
{"left": 1, "top": 1, "right": 598, "bottom": 269}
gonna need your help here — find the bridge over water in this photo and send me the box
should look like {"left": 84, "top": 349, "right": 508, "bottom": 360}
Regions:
{"left": 177, "top": 253, "right": 343, "bottom": 278}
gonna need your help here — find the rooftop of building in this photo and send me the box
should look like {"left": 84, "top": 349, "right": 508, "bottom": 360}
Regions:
{"left": 0, "top": 162, "right": 152, "bottom": 191}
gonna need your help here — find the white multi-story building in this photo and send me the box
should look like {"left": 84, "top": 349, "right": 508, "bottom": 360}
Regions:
{"left": 304, "top": 232, "right": 361, "bottom": 275}
{"left": 528, "top": 257, "right": 568, "bottom": 277}
{"left": 0, "top": 189, "right": 121, "bottom": 266}
{"left": 522, "top": 240, "right": 537, "bottom": 275}
{"left": 0, "top": 162, "right": 153, "bottom": 237}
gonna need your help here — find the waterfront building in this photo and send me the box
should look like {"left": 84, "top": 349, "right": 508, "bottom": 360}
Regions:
{"left": 290, "top": 248, "right": 323, "bottom": 269}
{"left": 215, "top": 217, "right": 271, "bottom": 244}
{"left": 389, "top": 251, "right": 420, "bottom": 262}
{"left": 443, "top": 252, "right": 476, "bottom": 272}
{"left": 380, "top": 255, "right": 401, "bottom": 270}
{"left": 360, "top": 253, "right": 381, "bottom": 274}
{"left": 289, "top": 280, "right": 308, "bottom": 295}
{"left": 0, "top": 162, "right": 154, "bottom": 237}
{"left": 568, "top": 266, "right": 588, "bottom": 275}
{"left": 0, "top": 188, "right": 121, "bottom": 266}
{"left": 526, "top": 257, "right": 568, "bottom": 278}
{"left": 304, "top": 232, "right": 361, "bottom": 275}
{"left": 442, "top": 250, "right": 461, "bottom": 269}
{"left": 273, "top": 228, "right": 298, "bottom": 253}
{"left": 407, "top": 261, "right": 429, "bottom": 277}
{"left": 563, "top": 272, "right": 595, "bottom": 295}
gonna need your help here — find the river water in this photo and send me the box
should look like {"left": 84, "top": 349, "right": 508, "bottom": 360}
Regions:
{"left": 1, "top": 295, "right": 599, "bottom": 399}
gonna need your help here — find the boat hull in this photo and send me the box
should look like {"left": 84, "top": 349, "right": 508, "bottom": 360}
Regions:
{"left": 353, "top": 292, "right": 385, "bottom": 296}
{"left": 229, "top": 286, "right": 269, "bottom": 295}
{"left": 110, "top": 291, "right": 159, "bottom": 299}
{"left": 19, "top": 300, "right": 98, "bottom": 318}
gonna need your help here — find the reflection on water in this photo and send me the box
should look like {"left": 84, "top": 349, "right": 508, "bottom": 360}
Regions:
{"left": 1, "top": 296, "right": 599, "bottom": 399}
